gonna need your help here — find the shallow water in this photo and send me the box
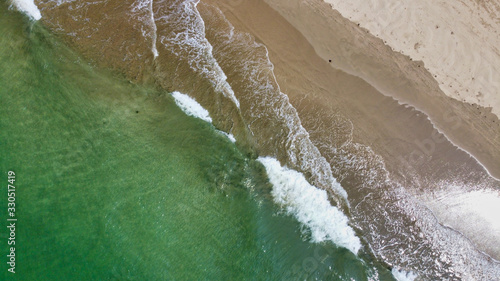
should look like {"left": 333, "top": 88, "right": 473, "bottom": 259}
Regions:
{"left": 4, "top": 0, "right": 500, "bottom": 279}
{"left": 0, "top": 4, "right": 396, "bottom": 280}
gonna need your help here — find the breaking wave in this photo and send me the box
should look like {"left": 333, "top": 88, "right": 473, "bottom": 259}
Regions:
{"left": 171, "top": 91, "right": 212, "bottom": 123}
{"left": 258, "top": 156, "right": 361, "bottom": 254}
{"left": 9, "top": 0, "right": 41, "bottom": 20}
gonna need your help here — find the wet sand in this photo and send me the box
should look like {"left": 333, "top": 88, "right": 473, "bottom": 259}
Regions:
{"left": 205, "top": 0, "right": 500, "bottom": 261}
{"left": 261, "top": 0, "right": 500, "bottom": 181}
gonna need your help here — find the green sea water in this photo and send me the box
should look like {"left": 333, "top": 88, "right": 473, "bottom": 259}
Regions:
{"left": 0, "top": 4, "right": 396, "bottom": 280}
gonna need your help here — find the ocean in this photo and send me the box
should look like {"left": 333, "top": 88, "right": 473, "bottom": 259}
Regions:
{"left": 1, "top": 0, "right": 499, "bottom": 280}
{"left": 0, "top": 2, "right": 396, "bottom": 280}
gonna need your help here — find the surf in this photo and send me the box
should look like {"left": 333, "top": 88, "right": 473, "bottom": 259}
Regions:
{"left": 9, "top": 0, "right": 41, "bottom": 20}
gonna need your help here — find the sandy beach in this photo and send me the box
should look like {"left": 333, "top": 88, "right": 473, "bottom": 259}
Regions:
{"left": 325, "top": 0, "right": 500, "bottom": 118}
{"left": 262, "top": 0, "right": 500, "bottom": 181}
{"left": 207, "top": 0, "right": 500, "bottom": 265}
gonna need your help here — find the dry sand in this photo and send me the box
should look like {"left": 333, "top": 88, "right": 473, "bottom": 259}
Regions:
{"left": 205, "top": 0, "right": 500, "bottom": 261}
{"left": 325, "top": 0, "right": 500, "bottom": 118}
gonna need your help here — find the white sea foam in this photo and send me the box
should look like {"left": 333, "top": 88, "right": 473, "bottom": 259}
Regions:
{"left": 171, "top": 92, "right": 236, "bottom": 141}
{"left": 155, "top": 0, "right": 240, "bottom": 108}
{"left": 171, "top": 91, "right": 212, "bottom": 123}
{"left": 391, "top": 268, "right": 418, "bottom": 281}
{"left": 257, "top": 157, "right": 361, "bottom": 254}
{"left": 422, "top": 187, "right": 500, "bottom": 259}
{"left": 131, "top": 0, "right": 158, "bottom": 58}
{"left": 218, "top": 131, "right": 236, "bottom": 143}
{"left": 10, "top": 0, "right": 41, "bottom": 20}
{"left": 149, "top": 0, "right": 158, "bottom": 58}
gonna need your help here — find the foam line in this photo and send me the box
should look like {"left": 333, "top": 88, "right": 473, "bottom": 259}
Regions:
{"left": 391, "top": 268, "right": 418, "bottom": 281}
{"left": 10, "top": 0, "right": 41, "bottom": 20}
{"left": 171, "top": 91, "right": 212, "bottom": 123}
{"left": 257, "top": 156, "right": 361, "bottom": 254}
{"left": 218, "top": 130, "right": 236, "bottom": 143}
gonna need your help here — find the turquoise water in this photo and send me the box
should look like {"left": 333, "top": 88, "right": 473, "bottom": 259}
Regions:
{"left": 0, "top": 4, "right": 395, "bottom": 280}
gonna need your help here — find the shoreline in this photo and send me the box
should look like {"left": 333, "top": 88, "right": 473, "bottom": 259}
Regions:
{"left": 324, "top": 0, "right": 500, "bottom": 119}
{"left": 262, "top": 0, "right": 500, "bottom": 181}
{"left": 207, "top": 0, "right": 500, "bottom": 264}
